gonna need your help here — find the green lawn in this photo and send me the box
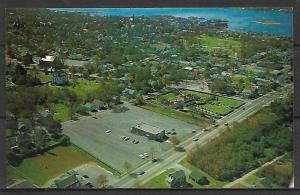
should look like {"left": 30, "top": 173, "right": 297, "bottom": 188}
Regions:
{"left": 15, "top": 146, "right": 94, "bottom": 186}
{"left": 199, "top": 36, "right": 241, "bottom": 54}
{"left": 142, "top": 103, "right": 211, "bottom": 127}
{"left": 161, "top": 92, "right": 177, "bottom": 101}
{"left": 48, "top": 103, "right": 70, "bottom": 122}
{"left": 183, "top": 90, "right": 211, "bottom": 100}
{"left": 200, "top": 104, "right": 232, "bottom": 115}
{"left": 68, "top": 78, "right": 100, "bottom": 100}
{"left": 217, "top": 97, "right": 244, "bottom": 108}
{"left": 180, "top": 158, "right": 228, "bottom": 188}
{"left": 6, "top": 164, "right": 28, "bottom": 187}
{"left": 142, "top": 168, "right": 175, "bottom": 188}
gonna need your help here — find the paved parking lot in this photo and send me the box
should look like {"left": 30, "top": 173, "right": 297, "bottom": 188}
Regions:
{"left": 62, "top": 103, "right": 200, "bottom": 173}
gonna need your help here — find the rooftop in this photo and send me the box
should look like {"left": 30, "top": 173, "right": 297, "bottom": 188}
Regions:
{"left": 134, "top": 123, "right": 165, "bottom": 134}
{"left": 41, "top": 55, "right": 55, "bottom": 62}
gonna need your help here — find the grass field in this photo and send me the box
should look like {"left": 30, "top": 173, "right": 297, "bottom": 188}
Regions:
{"left": 142, "top": 103, "right": 211, "bottom": 127}
{"left": 161, "top": 93, "right": 177, "bottom": 101}
{"left": 142, "top": 168, "right": 175, "bottom": 188}
{"left": 200, "top": 104, "right": 232, "bottom": 115}
{"left": 15, "top": 146, "right": 94, "bottom": 186}
{"left": 199, "top": 36, "right": 241, "bottom": 55}
{"left": 183, "top": 90, "right": 211, "bottom": 100}
{"left": 48, "top": 103, "right": 70, "bottom": 122}
{"left": 218, "top": 97, "right": 244, "bottom": 108}
{"left": 180, "top": 158, "right": 228, "bottom": 188}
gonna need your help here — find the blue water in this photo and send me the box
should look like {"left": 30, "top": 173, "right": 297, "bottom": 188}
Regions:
{"left": 50, "top": 8, "right": 293, "bottom": 36}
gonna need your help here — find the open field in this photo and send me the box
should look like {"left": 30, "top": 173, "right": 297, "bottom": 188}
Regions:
{"left": 63, "top": 103, "right": 201, "bottom": 173}
{"left": 199, "top": 36, "right": 241, "bottom": 55}
{"left": 141, "top": 168, "right": 175, "bottom": 188}
{"left": 199, "top": 104, "right": 232, "bottom": 115}
{"left": 142, "top": 103, "right": 211, "bottom": 127}
{"left": 15, "top": 146, "right": 94, "bottom": 186}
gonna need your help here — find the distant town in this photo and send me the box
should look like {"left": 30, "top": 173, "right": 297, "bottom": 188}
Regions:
{"left": 5, "top": 8, "right": 293, "bottom": 189}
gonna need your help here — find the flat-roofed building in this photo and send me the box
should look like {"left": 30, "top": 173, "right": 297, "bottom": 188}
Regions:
{"left": 131, "top": 123, "right": 165, "bottom": 141}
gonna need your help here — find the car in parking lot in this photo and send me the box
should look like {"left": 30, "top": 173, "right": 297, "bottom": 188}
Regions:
{"left": 132, "top": 139, "right": 139, "bottom": 144}
{"left": 105, "top": 130, "right": 112, "bottom": 133}
{"left": 192, "top": 130, "right": 197, "bottom": 133}
{"left": 124, "top": 137, "right": 130, "bottom": 141}
{"left": 225, "top": 123, "right": 229, "bottom": 126}
{"left": 193, "top": 138, "right": 199, "bottom": 141}
{"left": 143, "top": 153, "right": 149, "bottom": 157}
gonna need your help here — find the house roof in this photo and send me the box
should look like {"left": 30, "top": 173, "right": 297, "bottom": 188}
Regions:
{"left": 134, "top": 123, "right": 165, "bottom": 135}
{"left": 54, "top": 171, "right": 79, "bottom": 188}
{"left": 169, "top": 170, "right": 185, "bottom": 180}
{"left": 41, "top": 55, "right": 55, "bottom": 62}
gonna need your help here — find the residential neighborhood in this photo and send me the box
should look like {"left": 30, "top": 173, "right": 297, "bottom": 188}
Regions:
{"left": 5, "top": 8, "right": 293, "bottom": 189}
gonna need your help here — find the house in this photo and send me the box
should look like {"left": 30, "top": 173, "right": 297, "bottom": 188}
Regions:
{"left": 40, "top": 55, "right": 55, "bottom": 63}
{"left": 131, "top": 123, "right": 165, "bottom": 141}
{"left": 122, "top": 88, "right": 137, "bottom": 99}
{"left": 189, "top": 171, "right": 209, "bottom": 185}
{"left": 166, "top": 170, "right": 186, "bottom": 188}
{"left": 52, "top": 71, "right": 68, "bottom": 85}
{"left": 84, "top": 99, "right": 106, "bottom": 112}
{"left": 50, "top": 171, "right": 92, "bottom": 189}
{"left": 37, "top": 110, "right": 53, "bottom": 126}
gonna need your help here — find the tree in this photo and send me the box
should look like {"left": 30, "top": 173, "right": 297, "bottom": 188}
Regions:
{"left": 134, "top": 93, "right": 144, "bottom": 106}
{"left": 150, "top": 147, "right": 156, "bottom": 160}
{"left": 33, "top": 127, "right": 47, "bottom": 152}
{"left": 123, "top": 161, "right": 132, "bottom": 173}
{"left": 96, "top": 174, "right": 108, "bottom": 188}
{"left": 169, "top": 136, "right": 180, "bottom": 146}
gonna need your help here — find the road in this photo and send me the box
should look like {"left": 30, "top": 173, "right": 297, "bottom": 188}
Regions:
{"left": 110, "top": 87, "right": 287, "bottom": 188}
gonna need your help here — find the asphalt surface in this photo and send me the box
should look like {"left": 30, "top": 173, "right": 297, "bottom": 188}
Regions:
{"left": 110, "top": 88, "right": 288, "bottom": 188}
{"left": 63, "top": 103, "right": 199, "bottom": 172}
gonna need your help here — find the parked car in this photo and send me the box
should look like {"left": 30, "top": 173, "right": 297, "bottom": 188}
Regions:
{"left": 192, "top": 130, "right": 197, "bottom": 133}
{"left": 225, "top": 123, "right": 229, "bottom": 126}
{"left": 144, "top": 153, "right": 149, "bottom": 157}
{"left": 105, "top": 130, "right": 112, "bottom": 133}
{"left": 193, "top": 138, "right": 199, "bottom": 141}
{"left": 124, "top": 137, "right": 130, "bottom": 141}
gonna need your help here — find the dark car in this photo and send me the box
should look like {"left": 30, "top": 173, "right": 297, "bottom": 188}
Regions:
{"left": 152, "top": 158, "right": 157, "bottom": 163}
{"left": 137, "top": 171, "right": 145, "bottom": 175}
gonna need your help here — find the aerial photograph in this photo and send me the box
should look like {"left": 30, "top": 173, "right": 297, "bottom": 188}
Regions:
{"left": 5, "top": 8, "right": 293, "bottom": 189}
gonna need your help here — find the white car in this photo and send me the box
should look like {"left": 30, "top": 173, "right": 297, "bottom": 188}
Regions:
{"left": 124, "top": 137, "right": 130, "bottom": 141}
{"left": 193, "top": 138, "right": 199, "bottom": 141}
{"left": 106, "top": 130, "right": 112, "bottom": 133}
{"left": 143, "top": 153, "right": 149, "bottom": 157}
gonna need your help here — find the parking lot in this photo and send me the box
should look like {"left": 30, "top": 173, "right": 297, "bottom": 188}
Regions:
{"left": 62, "top": 103, "right": 200, "bottom": 173}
